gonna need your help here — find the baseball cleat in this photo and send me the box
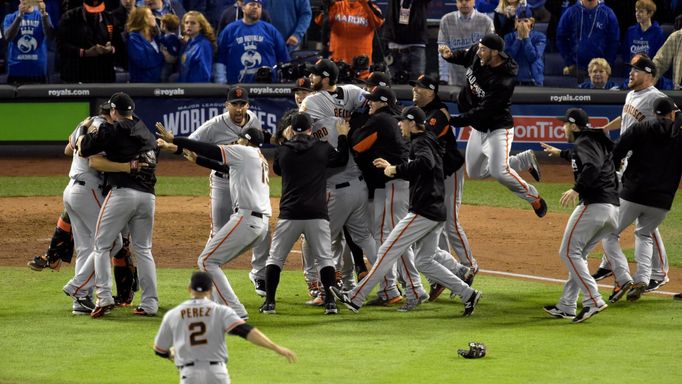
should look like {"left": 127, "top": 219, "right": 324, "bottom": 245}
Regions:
{"left": 329, "top": 286, "right": 360, "bottom": 313}
{"left": 305, "top": 295, "right": 325, "bottom": 306}
{"left": 645, "top": 277, "right": 669, "bottom": 292}
{"left": 463, "top": 290, "right": 482, "bottom": 317}
{"left": 591, "top": 267, "right": 613, "bottom": 281}
{"left": 366, "top": 294, "right": 403, "bottom": 306}
{"left": 397, "top": 293, "right": 429, "bottom": 312}
{"left": 531, "top": 198, "right": 547, "bottom": 218}
{"left": 543, "top": 305, "right": 575, "bottom": 319}
{"left": 463, "top": 267, "right": 476, "bottom": 287}
{"left": 609, "top": 281, "right": 634, "bottom": 303}
{"left": 259, "top": 301, "right": 276, "bottom": 314}
{"left": 324, "top": 301, "right": 338, "bottom": 315}
{"left": 28, "top": 255, "right": 61, "bottom": 272}
{"left": 572, "top": 303, "right": 607, "bottom": 323}
{"left": 428, "top": 283, "right": 446, "bottom": 302}
{"left": 528, "top": 150, "right": 542, "bottom": 182}
{"left": 253, "top": 279, "right": 266, "bottom": 297}
{"left": 132, "top": 307, "right": 155, "bottom": 316}
{"left": 626, "top": 282, "right": 648, "bottom": 302}
{"left": 74, "top": 296, "right": 96, "bottom": 312}
{"left": 673, "top": 293, "right": 682, "bottom": 301}
{"left": 90, "top": 304, "right": 115, "bottom": 319}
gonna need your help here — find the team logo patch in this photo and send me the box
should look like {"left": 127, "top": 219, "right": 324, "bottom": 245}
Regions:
{"left": 235, "top": 88, "right": 244, "bottom": 98}
{"left": 428, "top": 117, "right": 437, "bottom": 126}
{"left": 298, "top": 79, "right": 305, "bottom": 86}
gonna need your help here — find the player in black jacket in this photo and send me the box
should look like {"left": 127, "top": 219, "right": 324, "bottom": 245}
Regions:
{"left": 600, "top": 97, "right": 682, "bottom": 301}
{"left": 332, "top": 106, "right": 482, "bottom": 316}
{"left": 441, "top": 33, "right": 546, "bottom": 217}
{"left": 541, "top": 108, "right": 619, "bottom": 323}
{"left": 261, "top": 112, "right": 350, "bottom": 315}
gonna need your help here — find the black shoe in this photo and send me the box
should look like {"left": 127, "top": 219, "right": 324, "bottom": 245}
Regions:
{"left": 74, "top": 296, "right": 95, "bottom": 312}
{"left": 463, "top": 290, "right": 482, "bottom": 317}
{"left": 591, "top": 267, "right": 613, "bottom": 281}
{"left": 28, "top": 254, "right": 61, "bottom": 271}
{"left": 609, "top": 281, "right": 633, "bottom": 303}
{"left": 543, "top": 305, "right": 575, "bottom": 319}
{"left": 463, "top": 267, "right": 476, "bottom": 287}
{"left": 329, "top": 286, "right": 360, "bottom": 313}
{"left": 528, "top": 151, "right": 542, "bottom": 182}
{"left": 428, "top": 283, "right": 445, "bottom": 302}
{"left": 572, "top": 304, "right": 607, "bottom": 323}
{"left": 645, "top": 277, "right": 669, "bottom": 292}
{"left": 90, "top": 304, "right": 115, "bottom": 319}
{"left": 253, "top": 279, "right": 266, "bottom": 297}
{"left": 531, "top": 198, "right": 547, "bottom": 218}
{"left": 673, "top": 293, "right": 682, "bottom": 301}
{"left": 324, "top": 301, "right": 338, "bottom": 315}
{"left": 626, "top": 282, "right": 648, "bottom": 302}
{"left": 132, "top": 306, "right": 155, "bottom": 316}
{"left": 259, "top": 301, "right": 276, "bottom": 314}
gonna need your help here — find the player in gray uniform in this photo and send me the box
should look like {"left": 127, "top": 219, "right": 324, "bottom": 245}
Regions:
{"left": 332, "top": 106, "right": 482, "bottom": 316}
{"left": 154, "top": 272, "right": 296, "bottom": 384}
{"left": 542, "top": 108, "right": 619, "bottom": 323}
{"left": 593, "top": 55, "right": 670, "bottom": 292}
{"left": 156, "top": 124, "right": 270, "bottom": 320}
{"left": 187, "top": 86, "right": 270, "bottom": 297}
{"left": 261, "top": 113, "right": 350, "bottom": 315}
{"left": 72, "top": 92, "right": 159, "bottom": 318}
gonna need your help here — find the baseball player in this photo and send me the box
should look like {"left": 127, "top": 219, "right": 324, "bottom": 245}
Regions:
{"left": 156, "top": 123, "right": 270, "bottom": 320}
{"left": 541, "top": 108, "right": 619, "bottom": 323}
{"left": 154, "top": 272, "right": 296, "bottom": 384}
{"left": 440, "top": 33, "right": 547, "bottom": 217}
{"left": 332, "top": 106, "right": 482, "bottom": 316}
{"left": 186, "top": 86, "right": 270, "bottom": 298}
{"left": 28, "top": 210, "right": 74, "bottom": 272}
{"left": 72, "top": 92, "right": 159, "bottom": 318}
{"left": 261, "top": 112, "right": 350, "bottom": 315}
{"left": 599, "top": 97, "right": 682, "bottom": 302}
{"left": 593, "top": 54, "right": 670, "bottom": 292}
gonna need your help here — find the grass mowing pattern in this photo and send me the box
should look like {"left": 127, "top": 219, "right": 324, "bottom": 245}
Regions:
{"left": 1, "top": 267, "right": 681, "bottom": 384}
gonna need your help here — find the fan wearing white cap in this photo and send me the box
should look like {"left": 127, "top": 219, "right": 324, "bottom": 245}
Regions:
{"left": 154, "top": 272, "right": 297, "bottom": 384}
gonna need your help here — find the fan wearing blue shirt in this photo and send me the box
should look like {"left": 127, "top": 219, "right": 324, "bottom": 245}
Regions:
{"left": 503, "top": 5, "right": 546, "bottom": 86}
{"left": 179, "top": 11, "right": 216, "bottom": 83}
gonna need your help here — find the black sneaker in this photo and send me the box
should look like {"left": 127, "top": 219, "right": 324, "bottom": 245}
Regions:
{"left": 74, "top": 296, "right": 95, "bottom": 312}
{"left": 609, "top": 281, "right": 634, "bottom": 303}
{"left": 572, "top": 304, "right": 607, "bottom": 323}
{"left": 591, "top": 267, "right": 613, "bottom": 281}
{"left": 673, "top": 293, "right": 682, "bottom": 301}
{"left": 531, "top": 198, "right": 547, "bottom": 218}
{"left": 324, "top": 301, "right": 338, "bottom": 315}
{"left": 463, "top": 290, "right": 482, "bottom": 317}
{"left": 259, "top": 301, "right": 276, "bottom": 314}
{"left": 528, "top": 151, "right": 542, "bottom": 182}
{"left": 428, "top": 283, "right": 445, "bottom": 302}
{"left": 645, "top": 277, "right": 669, "bottom": 292}
{"left": 626, "top": 282, "right": 648, "bottom": 302}
{"left": 329, "top": 286, "right": 360, "bottom": 313}
{"left": 254, "top": 279, "right": 266, "bottom": 297}
{"left": 543, "top": 305, "right": 575, "bottom": 319}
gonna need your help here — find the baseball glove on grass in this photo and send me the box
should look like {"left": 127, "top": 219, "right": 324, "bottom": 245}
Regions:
{"left": 458, "top": 342, "right": 486, "bottom": 359}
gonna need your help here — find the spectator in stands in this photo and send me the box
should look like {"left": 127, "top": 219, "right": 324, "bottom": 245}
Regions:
{"left": 527, "top": 0, "right": 550, "bottom": 22}
{"left": 205, "top": 0, "right": 232, "bottom": 31}
{"left": 2, "top": 0, "right": 54, "bottom": 84}
{"left": 476, "top": 0, "right": 499, "bottom": 14}
{"left": 623, "top": 1, "right": 664, "bottom": 65}
{"left": 556, "top": 0, "right": 619, "bottom": 82}
{"left": 126, "top": 6, "right": 169, "bottom": 82}
{"left": 265, "top": 0, "right": 311, "bottom": 52}
{"left": 503, "top": 4, "right": 545, "bottom": 86}
{"left": 112, "top": 0, "right": 135, "bottom": 30}
{"left": 139, "top": 0, "right": 184, "bottom": 21}
{"left": 438, "top": 0, "right": 494, "bottom": 86}
{"left": 217, "top": 0, "right": 271, "bottom": 34}
{"left": 215, "top": 0, "right": 289, "bottom": 83}
{"left": 111, "top": 0, "right": 135, "bottom": 71}
{"left": 179, "top": 10, "right": 214, "bottom": 82}
{"left": 159, "top": 13, "right": 180, "bottom": 81}
{"left": 676, "top": 14, "right": 682, "bottom": 31}
{"left": 493, "top": 0, "right": 520, "bottom": 37}
{"left": 578, "top": 58, "right": 619, "bottom": 90}
{"left": 315, "top": 0, "right": 384, "bottom": 79}
{"left": 383, "top": 0, "right": 429, "bottom": 84}
{"left": 545, "top": 0, "right": 575, "bottom": 52}
{"left": 653, "top": 28, "right": 682, "bottom": 90}
{"left": 57, "top": 0, "right": 123, "bottom": 83}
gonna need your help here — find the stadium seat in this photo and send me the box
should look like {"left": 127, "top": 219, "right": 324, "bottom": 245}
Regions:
{"left": 543, "top": 75, "right": 580, "bottom": 88}
{"left": 544, "top": 53, "right": 565, "bottom": 76}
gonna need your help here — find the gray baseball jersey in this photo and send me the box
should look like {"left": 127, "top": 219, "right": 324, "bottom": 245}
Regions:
{"left": 620, "top": 86, "right": 666, "bottom": 134}
{"left": 154, "top": 297, "right": 244, "bottom": 367}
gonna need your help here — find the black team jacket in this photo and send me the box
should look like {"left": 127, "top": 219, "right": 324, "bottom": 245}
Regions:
{"left": 446, "top": 43, "right": 518, "bottom": 132}
{"left": 395, "top": 130, "right": 446, "bottom": 222}
{"left": 420, "top": 96, "right": 464, "bottom": 177}
{"left": 274, "top": 133, "right": 349, "bottom": 220}
{"left": 559, "top": 129, "right": 619, "bottom": 206}
{"left": 613, "top": 113, "right": 682, "bottom": 210}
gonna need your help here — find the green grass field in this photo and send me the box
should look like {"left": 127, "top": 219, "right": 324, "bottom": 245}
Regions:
{"left": 1, "top": 176, "right": 681, "bottom": 383}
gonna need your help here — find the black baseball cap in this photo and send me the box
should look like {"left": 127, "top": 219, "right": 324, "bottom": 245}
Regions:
{"left": 108, "top": 92, "right": 135, "bottom": 112}
{"left": 515, "top": 5, "right": 533, "bottom": 19}
{"left": 425, "top": 110, "right": 450, "bottom": 138}
{"left": 364, "top": 86, "right": 396, "bottom": 104}
{"left": 653, "top": 96, "right": 678, "bottom": 116}
{"left": 480, "top": 33, "right": 508, "bottom": 58}
{"left": 629, "top": 54, "right": 657, "bottom": 77}
{"left": 409, "top": 74, "right": 439, "bottom": 92}
{"left": 310, "top": 59, "right": 339, "bottom": 83}
{"left": 190, "top": 271, "right": 213, "bottom": 292}
{"left": 396, "top": 106, "right": 426, "bottom": 124}
{"left": 292, "top": 77, "right": 313, "bottom": 92}
{"left": 227, "top": 86, "right": 249, "bottom": 103}
{"left": 99, "top": 101, "right": 111, "bottom": 111}
{"left": 238, "top": 127, "right": 264, "bottom": 146}
{"left": 557, "top": 108, "right": 589, "bottom": 127}
{"left": 291, "top": 112, "right": 313, "bottom": 132}
{"left": 363, "top": 71, "right": 391, "bottom": 87}
{"left": 83, "top": 0, "right": 105, "bottom": 13}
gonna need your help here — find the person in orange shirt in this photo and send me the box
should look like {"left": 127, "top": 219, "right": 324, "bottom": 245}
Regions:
{"left": 316, "top": 0, "right": 384, "bottom": 79}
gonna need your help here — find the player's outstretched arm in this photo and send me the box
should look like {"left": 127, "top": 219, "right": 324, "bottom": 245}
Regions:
{"left": 540, "top": 142, "right": 560, "bottom": 157}
{"left": 246, "top": 328, "right": 298, "bottom": 363}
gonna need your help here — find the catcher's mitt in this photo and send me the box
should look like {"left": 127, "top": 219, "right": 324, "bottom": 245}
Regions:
{"left": 457, "top": 342, "right": 486, "bottom": 359}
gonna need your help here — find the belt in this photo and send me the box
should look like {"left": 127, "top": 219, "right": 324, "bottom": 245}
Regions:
{"left": 214, "top": 172, "right": 229, "bottom": 179}
{"left": 180, "top": 361, "right": 222, "bottom": 368}
{"left": 335, "top": 176, "right": 363, "bottom": 189}
{"left": 235, "top": 208, "right": 264, "bottom": 218}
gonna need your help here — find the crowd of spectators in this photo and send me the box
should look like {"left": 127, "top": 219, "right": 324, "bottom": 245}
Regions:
{"left": 0, "top": 0, "right": 681, "bottom": 89}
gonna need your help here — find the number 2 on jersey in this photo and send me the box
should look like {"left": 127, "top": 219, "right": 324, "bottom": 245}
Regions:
{"left": 189, "top": 322, "right": 208, "bottom": 346}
